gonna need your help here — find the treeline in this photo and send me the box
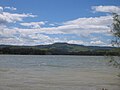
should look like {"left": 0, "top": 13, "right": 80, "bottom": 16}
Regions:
{"left": 0, "top": 47, "right": 47, "bottom": 55}
{"left": 0, "top": 47, "right": 119, "bottom": 56}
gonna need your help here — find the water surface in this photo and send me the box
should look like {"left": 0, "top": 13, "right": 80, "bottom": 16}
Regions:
{"left": 0, "top": 55, "right": 119, "bottom": 90}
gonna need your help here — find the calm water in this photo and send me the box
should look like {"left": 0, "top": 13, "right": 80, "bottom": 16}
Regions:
{"left": 0, "top": 55, "right": 119, "bottom": 90}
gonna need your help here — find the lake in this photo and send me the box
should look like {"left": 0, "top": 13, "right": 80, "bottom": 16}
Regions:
{"left": 0, "top": 55, "right": 119, "bottom": 90}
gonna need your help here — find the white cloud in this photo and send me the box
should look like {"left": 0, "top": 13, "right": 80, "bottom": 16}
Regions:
{"left": 60, "top": 15, "right": 112, "bottom": 36}
{"left": 0, "top": 27, "right": 54, "bottom": 45}
{"left": 49, "top": 23, "right": 55, "bottom": 26}
{"left": 0, "top": 6, "right": 3, "bottom": 13}
{"left": 90, "top": 40, "right": 105, "bottom": 45}
{"left": 0, "top": 5, "right": 116, "bottom": 46}
{"left": 0, "top": 15, "right": 112, "bottom": 46}
{"left": 5, "top": 7, "right": 17, "bottom": 11}
{"left": 64, "top": 15, "right": 112, "bottom": 26}
{"left": 92, "top": 5, "right": 120, "bottom": 14}
{"left": 20, "top": 22, "right": 45, "bottom": 28}
{"left": 0, "top": 12, "right": 37, "bottom": 25}
{"left": 67, "top": 40, "right": 84, "bottom": 45}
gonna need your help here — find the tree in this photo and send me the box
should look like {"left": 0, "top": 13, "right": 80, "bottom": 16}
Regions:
{"left": 109, "top": 13, "right": 120, "bottom": 75}
{"left": 111, "top": 13, "right": 120, "bottom": 47}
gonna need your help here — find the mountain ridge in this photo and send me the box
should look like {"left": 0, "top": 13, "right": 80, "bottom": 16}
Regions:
{"left": 0, "top": 42, "right": 118, "bottom": 55}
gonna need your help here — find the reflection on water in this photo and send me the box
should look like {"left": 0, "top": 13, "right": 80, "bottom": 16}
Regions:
{"left": 0, "top": 55, "right": 120, "bottom": 90}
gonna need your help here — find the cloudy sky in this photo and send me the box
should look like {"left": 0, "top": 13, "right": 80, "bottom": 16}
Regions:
{"left": 0, "top": 0, "right": 120, "bottom": 46}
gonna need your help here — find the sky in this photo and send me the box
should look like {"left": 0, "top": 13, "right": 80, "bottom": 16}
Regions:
{"left": 0, "top": 0, "right": 120, "bottom": 46}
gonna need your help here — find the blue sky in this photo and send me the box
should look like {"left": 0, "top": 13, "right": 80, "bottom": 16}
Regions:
{"left": 0, "top": 0, "right": 120, "bottom": 46}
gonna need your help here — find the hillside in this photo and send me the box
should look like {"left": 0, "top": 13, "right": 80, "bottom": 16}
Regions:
{"left": 0, "top": 43, "right": 118, "bottom": 55}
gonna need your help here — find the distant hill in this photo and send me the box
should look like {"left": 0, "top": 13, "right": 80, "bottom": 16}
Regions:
{"left": 0, "top": 43, "right": 118, "bottom": 55}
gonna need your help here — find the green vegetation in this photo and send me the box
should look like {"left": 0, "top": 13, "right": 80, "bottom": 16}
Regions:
{"left": 108, "top": 13, "right": 120, "bottom": 70}
{"left": 0, "top": 43, "right": 118, "bottom": 55}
